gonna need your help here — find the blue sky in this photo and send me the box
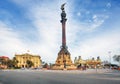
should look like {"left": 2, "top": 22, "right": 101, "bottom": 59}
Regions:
{"left": 0, "top": 0, "right": 120, "bottom": 64}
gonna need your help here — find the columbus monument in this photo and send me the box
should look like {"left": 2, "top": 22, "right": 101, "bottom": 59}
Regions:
{"left": 53, "top": 3, "right": 76, "bottom": 70}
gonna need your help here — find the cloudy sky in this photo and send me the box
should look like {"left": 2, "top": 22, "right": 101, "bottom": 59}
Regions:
{"left": 0, "top": 0, "right": 120, "bottom": 64}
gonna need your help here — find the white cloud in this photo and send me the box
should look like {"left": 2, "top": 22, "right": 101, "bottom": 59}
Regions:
{"left": 77, "top": 12, "right": 81, "bottom": 16}
{"left": 0, "top": 21, "right": 27, "bottom": 58}
{"left": 89, "top": 14, "right": 109, "bottom": 30}
{"left": 93, "top": 15, "right": 97, "bottom": 19}
{"left": 10, "top": 0, "right": 69, "bottom": 63}
{"left": 106, "top": 3, "right": 111, "bottom": 8}
{"left": 0, "top": 0, "right": 120, "bottom": 64}
{"left": 70, "top": 30, "right": 120, "bottom": 63}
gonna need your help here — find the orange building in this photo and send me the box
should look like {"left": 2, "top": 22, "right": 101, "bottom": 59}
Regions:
{"left": 0, "top": 56, "right": 9, "bottom": 69}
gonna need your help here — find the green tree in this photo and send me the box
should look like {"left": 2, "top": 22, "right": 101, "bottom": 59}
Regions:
{"left": 7, "top": 60, "right": 14, "bottom": 68}
{"left": 26, "top": 60, "right": 34, "bottom": 68}
{"left": 113, "top": 55, "right": 120, "bottom": 66}
{"left": 0, "top": 57, "right": 18, "bottom": 69}
{"left": 0, "top": 58, "right": 7, "bottom": 65}
{"left": 12, "top": 57, "right": 18, "bottom": 67}
{"left": 43, "top": 63, "right": 48, "bottom": 68}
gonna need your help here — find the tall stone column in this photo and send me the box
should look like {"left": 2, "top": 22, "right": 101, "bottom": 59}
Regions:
{"left": 61, "top": 4, "right": 67, "bottom": 48}
{"left": 53, "top": 3, "right": 76, "bottom": 70}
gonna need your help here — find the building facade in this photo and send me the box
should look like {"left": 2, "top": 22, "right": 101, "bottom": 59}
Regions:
{"left": 74, "top": 56, "right": 102, "bottom": 69}
{"left": 0, "top": 56, "right": 9, "bottom": 69}
{"left": 15, "top": 53, "right": 42, "bottom": 68}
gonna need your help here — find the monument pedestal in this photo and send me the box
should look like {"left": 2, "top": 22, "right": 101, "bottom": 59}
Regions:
{"left": 63, "top": 68, "right": 67, "bottom": 70}
{"left": 53, "top": 47, "right": 76, "bottom": 70}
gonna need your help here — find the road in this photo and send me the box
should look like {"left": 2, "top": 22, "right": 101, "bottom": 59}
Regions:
{"left": 0, "top": 70, "right": 120, "bottom": 84}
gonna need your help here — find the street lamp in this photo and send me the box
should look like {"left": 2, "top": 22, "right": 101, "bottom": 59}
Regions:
{"left": 108, "top": 51, "right": 111, "bottom": 69}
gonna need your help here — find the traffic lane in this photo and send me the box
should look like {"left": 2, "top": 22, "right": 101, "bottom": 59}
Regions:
{"left": 0, "top": 71, "right": 120, "bottom": 84}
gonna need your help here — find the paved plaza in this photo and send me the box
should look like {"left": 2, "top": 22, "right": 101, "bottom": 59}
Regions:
{"left": 0, "top": 69, "right": 120, "bottom": 84}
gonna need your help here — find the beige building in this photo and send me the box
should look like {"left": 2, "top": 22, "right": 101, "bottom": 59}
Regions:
{"left": 74, "top": 56, "right": 102, "bottom": 69}
{"left": 15, "top": 52, "right": 42, "bottom": 68}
